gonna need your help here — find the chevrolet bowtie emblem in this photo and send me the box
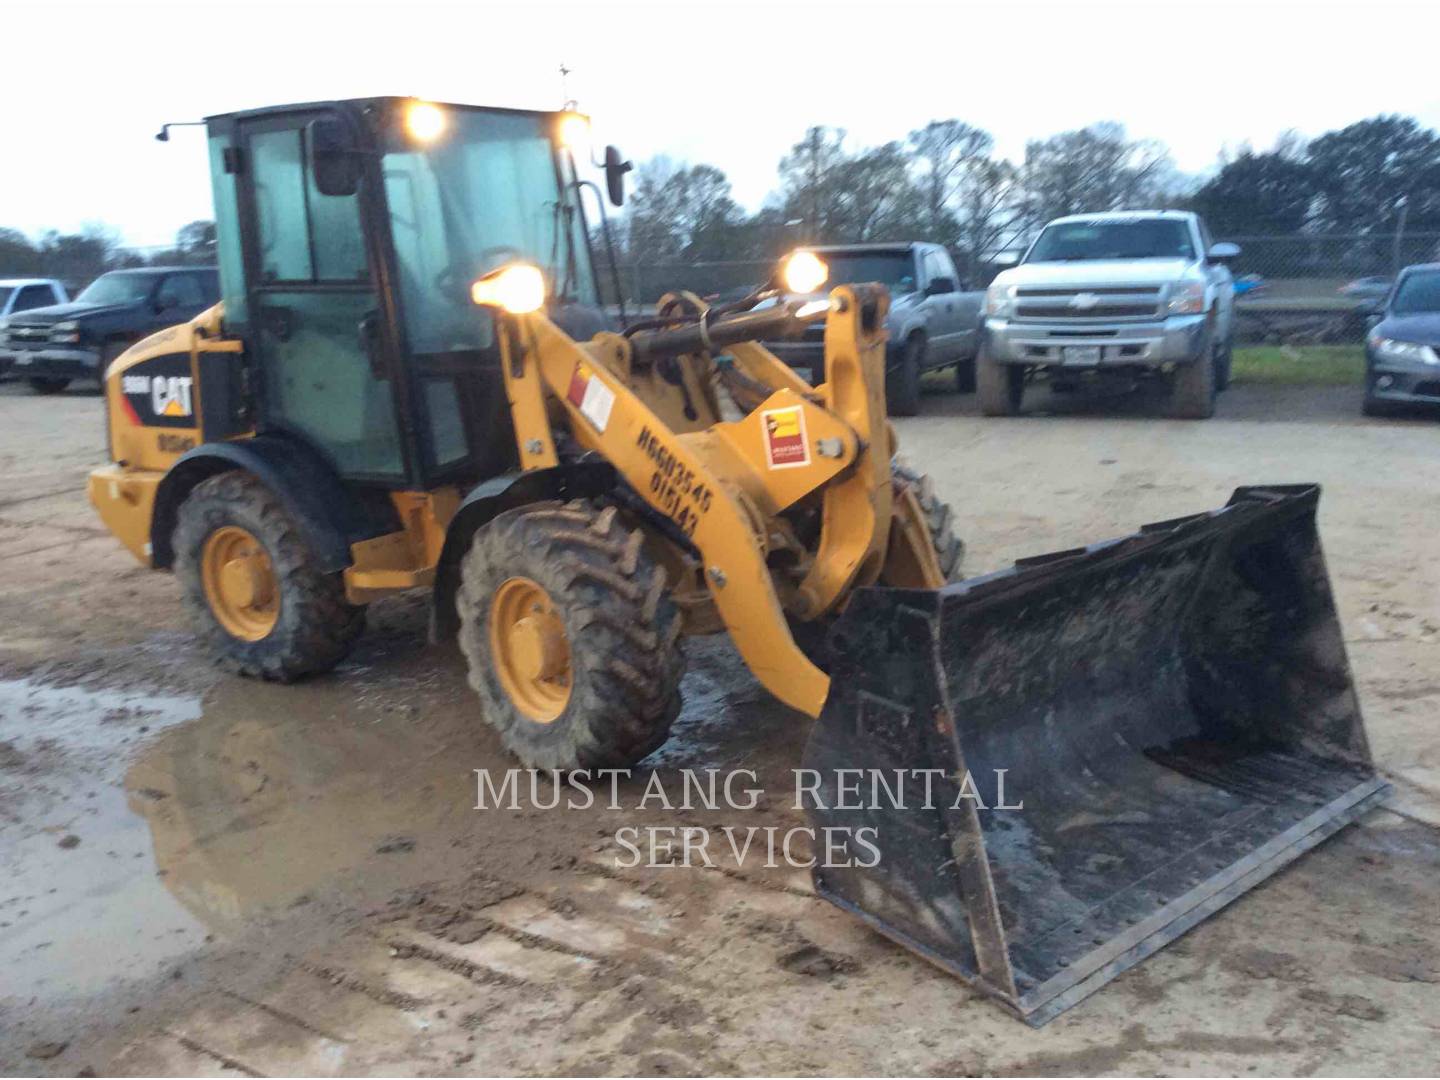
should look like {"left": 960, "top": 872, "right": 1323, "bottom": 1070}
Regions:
{"left": 1069, "top": 292, "right": 1099, "bottom": 310}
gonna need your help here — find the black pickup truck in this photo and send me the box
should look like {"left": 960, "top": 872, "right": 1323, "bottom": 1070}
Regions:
{"left": 0, "top": 266, "right": 219, "bottom": 393}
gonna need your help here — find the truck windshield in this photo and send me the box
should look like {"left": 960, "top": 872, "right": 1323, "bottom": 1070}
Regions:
{"left": 1027, "top": 220, "right": 1195, "bottom": 262}
{"left": 1390, "top": 270, "right": 1440, "bottom": 315}
{"left": 382, "top": 109, "right": 596, "bottom": 356}
{"left": 818, "top": 252, "right": 916, "bottom": 294}
{"left": 77, "top": 273, "right": 155, "bottom": 305}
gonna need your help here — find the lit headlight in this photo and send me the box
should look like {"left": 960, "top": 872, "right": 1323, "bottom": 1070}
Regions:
{"left": 471, "top": 263, "right": 546, "bottom": 315}
{"left": 1370, "top": 335, "right": 1439, "bottom": 366}
{"left": 1167, "top": 282, "right": 1206, "bottom": 315}
{"left": 50, "top": 320, "right": 81, "bottom": 344}
{"left": 985, "top": 282, "right": 1016, "bottom": 318}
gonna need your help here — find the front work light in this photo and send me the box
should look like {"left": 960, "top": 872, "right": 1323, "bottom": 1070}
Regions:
{"left": 782, "top": 250, "right": 828, "bottom": 294}
{"left": 472, "top": 264, "right": 547, "bottom": 315}
{"left": 557, "top": 111, "right": 591, "bottom": 152}
{"left": 405, "top": 101, "right": 447, "bottom": 142}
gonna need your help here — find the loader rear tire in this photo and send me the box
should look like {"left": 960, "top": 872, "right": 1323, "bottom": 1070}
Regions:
{"left": 173, "top": 471, "right": 366, "bottom": 681}
{"left": 893, "top": 459, "right": 964, "bottom": 580}
{"left": 457, "top": 499, "right": 685, "bottom": 771}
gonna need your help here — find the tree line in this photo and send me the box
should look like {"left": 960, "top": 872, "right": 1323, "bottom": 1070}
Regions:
{"left": 0, "top": 221, "right": 216, "bottom": 287}
{"left": 616, "top": 114, "right": 1440, "bottom": 278}
{"left": 5, "top": 114, "right": 1437, "bottom": 288}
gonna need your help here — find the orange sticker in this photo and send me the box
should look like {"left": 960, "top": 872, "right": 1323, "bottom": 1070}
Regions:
{"left": 762, "top": 405, "right": 809, "bottom": 469}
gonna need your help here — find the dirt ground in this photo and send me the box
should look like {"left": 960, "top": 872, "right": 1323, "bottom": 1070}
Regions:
{"left": 1, "top": 375, "right": 1437, "bottom": 1076}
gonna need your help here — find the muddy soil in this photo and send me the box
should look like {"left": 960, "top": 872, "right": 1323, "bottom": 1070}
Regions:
{"left": 1, "top": 378, "right": 1438, "bottom": 1076}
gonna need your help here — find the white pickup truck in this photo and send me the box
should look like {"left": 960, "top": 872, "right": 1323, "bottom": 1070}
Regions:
{"left": 979, "top": 210, "right": 1238, "bottom": 419}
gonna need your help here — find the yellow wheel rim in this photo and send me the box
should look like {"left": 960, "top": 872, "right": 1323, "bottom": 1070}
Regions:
{"left": 201, "top": 525, "right": 279, "bottom": 642}
{"left": 489, "top": 576, "right": 572, "bottom": 723}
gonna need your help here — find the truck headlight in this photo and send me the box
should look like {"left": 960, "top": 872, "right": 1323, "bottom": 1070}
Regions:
{"left": 1167, "top": 283, "right": 1206, "bottom": 315}
{"left": 985, "top": 283, "right": 1016, "bottom": 318}
{"left": 50, "top": 320, "right": 81, "bottom": 344}
{"left": 1370, "top": 335, "right": 1439, "bottom": 366}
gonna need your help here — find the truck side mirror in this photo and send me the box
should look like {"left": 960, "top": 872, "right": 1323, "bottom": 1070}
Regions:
{"left": 604, "top": 145, "right": 632, "bottom": 207}
{"left": 1207, "top": 241, "right": 1241, "bottom": 264}
{"left": 926, "top": 276, "right": 956, "bottom": 297}
{"left": 309, "top": 117, "right": 360, "bottom": 197}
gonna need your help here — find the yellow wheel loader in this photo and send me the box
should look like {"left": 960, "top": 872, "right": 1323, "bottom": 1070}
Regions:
{"left": 89, "top": 97, "right": 1387, "bottom": 1023}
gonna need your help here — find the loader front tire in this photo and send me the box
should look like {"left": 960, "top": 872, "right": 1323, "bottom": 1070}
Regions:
{"left": 893, "top": 459, "right": 964, "bottom": 580}
{"left": 457, "top": 499, "right": 684, "bottom": 770}
{"left": 173, "top": 471, "right": 365, "bottom": 681}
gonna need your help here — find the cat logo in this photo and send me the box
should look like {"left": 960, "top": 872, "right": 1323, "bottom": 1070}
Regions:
{"left": 150, "top": 376, "right": 194, "bottom": 418}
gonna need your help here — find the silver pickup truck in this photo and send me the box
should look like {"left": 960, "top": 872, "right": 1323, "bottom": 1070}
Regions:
{"left": 979, "top": 210, "right": 1238, "bottom": 419}
{"left": 765, "top": 242, "right": 985, "bottom": 415}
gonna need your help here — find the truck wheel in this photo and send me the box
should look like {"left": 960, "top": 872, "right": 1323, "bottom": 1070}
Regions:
{"left": 976, "top": 345, "right": 1024, "bottom": 416}
{"left": 954, "top": 355, "right": 977, "bottom": 394}
{"left": 173, "top": 471, "right": 366, "bottom": 680}
{"left": 886, "top": 336, "right": 924, "bottom": 417}
{"left": 457, "top": 499, "right": 685, "bottom": 770}
{"left": 1168, "top": 322, "right": 1217, "bottom": 419}
{"left": 893, "top": 459, "right": 964, "bottom": 579}
{"left": 27, "top": 377, "right": 71, "bottom": 395}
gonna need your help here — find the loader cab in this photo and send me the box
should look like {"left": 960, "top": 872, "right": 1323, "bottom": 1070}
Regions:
{"left": 205, "top": 97, "right": 601, "bottom": 489}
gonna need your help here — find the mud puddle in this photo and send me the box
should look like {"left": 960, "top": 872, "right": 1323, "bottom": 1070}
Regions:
{"left": 0, "top": 679, "right": 203, "bottom": 1007}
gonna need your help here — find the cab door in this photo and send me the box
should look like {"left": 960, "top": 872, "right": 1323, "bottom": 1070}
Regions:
{"left": 235, "top": 112, "right": 409, "bottom": 483}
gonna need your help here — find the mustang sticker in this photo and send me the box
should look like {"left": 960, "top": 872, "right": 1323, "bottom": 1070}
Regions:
{"left": 761, "top": 405, "right": 810, "bottom": 469}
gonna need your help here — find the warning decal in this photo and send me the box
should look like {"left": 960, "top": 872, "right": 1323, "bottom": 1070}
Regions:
{"left": 761, "top": 405, "right": 810, "bottom": 469}
{"left": 566, "top": 362, "right": 616, "bottom": 433}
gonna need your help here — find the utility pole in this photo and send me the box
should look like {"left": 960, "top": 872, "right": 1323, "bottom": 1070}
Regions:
{"left": 1392, "top": 195, "right": 1409, "bottom": 278}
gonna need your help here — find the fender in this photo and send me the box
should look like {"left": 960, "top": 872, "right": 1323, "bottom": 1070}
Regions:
{"left": 430, "top": 460, "right": 617, "bottom": 639}
{"left": 150, "top": 434, "right": 399, "bottom": 572}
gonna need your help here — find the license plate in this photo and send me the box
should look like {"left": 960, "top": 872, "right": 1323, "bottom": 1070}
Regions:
{"left": 1063, "top": 345, "right": 1102, "bottom": 366}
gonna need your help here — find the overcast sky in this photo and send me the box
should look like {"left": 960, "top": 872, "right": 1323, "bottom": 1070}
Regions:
{"left": 6, "top": 0, "right": 1439, "bottom": 248}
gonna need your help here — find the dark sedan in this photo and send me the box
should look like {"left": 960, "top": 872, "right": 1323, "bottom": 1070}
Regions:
{"left": 1364, "top": 263, "right": 1440, "bottom": 416}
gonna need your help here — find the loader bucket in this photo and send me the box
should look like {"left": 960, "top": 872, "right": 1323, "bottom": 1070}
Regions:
{"left": 803, "top": 485, "right": 1388, "bottom": 1025}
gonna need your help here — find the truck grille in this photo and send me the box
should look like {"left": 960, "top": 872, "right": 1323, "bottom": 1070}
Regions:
{"left": 1014, "top": 286, "right": 1163, "bottom": 322}
{"left": 7, "top": 325, "right": 53, "bottom": 345}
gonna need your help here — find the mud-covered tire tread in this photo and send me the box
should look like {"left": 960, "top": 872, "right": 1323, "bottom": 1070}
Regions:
{"left": 456, "top": 499, "right": 685, "bottom": 771}
{"left": 173, "top": 471, "right": 365, "bottom": 681}
{"left": 893, "top": 459, "right": 965, "bottom": 580}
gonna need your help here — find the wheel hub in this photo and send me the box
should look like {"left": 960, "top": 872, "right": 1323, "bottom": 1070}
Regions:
{"left": 201, "top": 525, "right": 279, "bottom": 641}
{"left": 489, "top": 577, "right": 572, "bottom": 722}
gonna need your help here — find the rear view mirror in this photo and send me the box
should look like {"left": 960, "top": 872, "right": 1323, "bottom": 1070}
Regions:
{"left": 1207, "top": 241, "right": 1241, "bottom": 264}
{"left": 309, "top": 117, "right": 360, "bottom": 197}
{"left": 604, "top": 145, "right": 632, "bottom": 207}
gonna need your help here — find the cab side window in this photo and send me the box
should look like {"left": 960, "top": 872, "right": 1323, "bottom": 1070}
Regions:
{"left": 156, "top": 274, "right": 205, "bottom": 310}
{"left": 251, "top": 127, "right": 368, "bottom": 284}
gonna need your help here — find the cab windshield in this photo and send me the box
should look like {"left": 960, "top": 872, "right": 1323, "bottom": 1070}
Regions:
{"left": 77, "top": 272, "right": 155, "bottom": 305}
{"left": 820, "top": 252, "right": 917, "bottom": 294}
{"left": 382, "top": 109, "right": 596, "bottom": 355}
{"left": 1390, "top": 270, "right": 1440, "bottom": 315}
{"left": 1027, "top": 220, "right": 1195, "bottom": 262}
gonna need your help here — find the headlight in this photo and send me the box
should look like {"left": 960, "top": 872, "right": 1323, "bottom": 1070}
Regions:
{"left": 985, "top": 283, "right": 1016, "bottom": 318}
{"left": 1167, "top": 282, "right": 1206, "bottom": 315}
{"left": 50, "top": 320, "right": 81, "bottom": 344}
{"left": 471, "top": 263, "right": 546, "bottom": 315}
{"left": 1370, "top": 335, "right": 1439, "bottom": 366}
{"left": 781, "top": 251, "right": 828, "bottom": 294}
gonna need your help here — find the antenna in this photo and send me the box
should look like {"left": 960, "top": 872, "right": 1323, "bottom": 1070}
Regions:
{"left": 559, "top": 62, "right": 577, "bottom": 111}
{"left": 155, "top": 121, "right": 205, "bottom": 142}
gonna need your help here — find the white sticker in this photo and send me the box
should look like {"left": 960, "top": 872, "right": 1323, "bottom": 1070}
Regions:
{"left": 580, "top": 377, "right": 615, "bottom": 433}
